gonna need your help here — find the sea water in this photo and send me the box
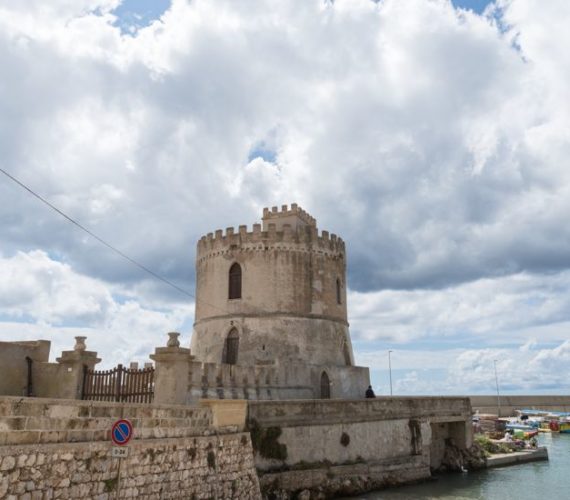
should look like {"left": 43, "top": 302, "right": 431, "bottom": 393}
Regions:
{"left": 347, "top": 433, "right": 569, "bottom": 500}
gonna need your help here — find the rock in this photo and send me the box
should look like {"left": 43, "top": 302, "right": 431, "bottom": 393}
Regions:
{"left": 1, "top": 456, "right": 16, "bottom": 471}
{"left": 0, "top": 478, "right": 9, "bottom": 497}
{"left": 462, "top": 443, "right": 487, "bottom": 470}
{"left": 297, "top": 490, "right": 311, "bottom": 500}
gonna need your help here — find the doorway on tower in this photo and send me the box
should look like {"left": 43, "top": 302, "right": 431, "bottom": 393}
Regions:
{"left": 320, "top": 371, "right": 331, "bottom": 399}
{"left": 222, "top": 328, "right": 239, "bottom": 365}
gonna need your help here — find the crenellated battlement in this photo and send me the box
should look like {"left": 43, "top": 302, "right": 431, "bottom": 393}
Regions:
{"left": 197, "top": 224, "right": 345, "bottom": 258}
{"left": 262, "top": 203, "right": 317, "bottom": 228}
{"left": 197, "top": 204, "right": 344, "bottom": 258}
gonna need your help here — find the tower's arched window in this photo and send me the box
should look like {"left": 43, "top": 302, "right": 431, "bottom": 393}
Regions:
{"left": 229, "top": 263, "right": 242, "bottom": 299}
{"left": 336, "top": 278, "right": 342, "bottom": 305}
{"left": 223, "top": 328, "right": 239, "bottom": 365}
{"left": 320, "top": 371, "right": 331, "bottom": 399}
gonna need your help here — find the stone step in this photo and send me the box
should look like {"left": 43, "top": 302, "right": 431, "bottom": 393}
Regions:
{"left": 0, "top": 396, "right": 212, "bottom": 421}
{"left": 0, "top": 415, "right": 212, "bottom": 432}
{"left": 0, "top": 396, "right": 216, "bottom": 446}
{"left": 0, "top": 421, "right": 218, "bottom": 446}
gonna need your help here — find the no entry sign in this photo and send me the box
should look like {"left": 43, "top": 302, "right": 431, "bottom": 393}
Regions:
{"left": 111, "top": 419, "right": 133, "bottom": 446}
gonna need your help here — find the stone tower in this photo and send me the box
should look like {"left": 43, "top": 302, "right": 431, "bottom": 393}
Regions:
{"left": 191, "top": 204, "right": 356, "bottom": 370}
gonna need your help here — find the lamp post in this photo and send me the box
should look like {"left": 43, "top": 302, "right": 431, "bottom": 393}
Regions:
{"left": 388, "top": 350, "right": 393, "bottom": 396}
{"left": 494, "top": 359, "right": 501, "bottom": 417}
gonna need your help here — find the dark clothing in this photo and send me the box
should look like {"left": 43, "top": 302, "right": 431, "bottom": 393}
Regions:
{"left": 365, "top": 386, "right": 376, "bottom": 398}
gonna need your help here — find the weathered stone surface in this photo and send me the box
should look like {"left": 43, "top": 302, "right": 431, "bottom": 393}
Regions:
{"left": 1, "top": 455, "right": 16, "bottom": 471}
{"left": 189, "top": 205, "right": 369, "bottom": 401}
{"left": 249, "top": 398, "right": 472, "bottom": 498}
{"left": 0, "top": 397, "right": 261, "bottom": 500}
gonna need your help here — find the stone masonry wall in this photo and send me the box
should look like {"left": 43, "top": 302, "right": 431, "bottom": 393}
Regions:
{"left": 0, "top": 434, "right": 260, "bottom": 499}
{"left": 0, "top": 397, "right": 261, "bottom": 499}
{"left": 192, "top": 204, "right": 355, "bottom": 371}
{"left": 188, "top": 360, "right": 369, "bottom": 402}
{"left": 247, "top": 398, "right": 471, "bottom": 498}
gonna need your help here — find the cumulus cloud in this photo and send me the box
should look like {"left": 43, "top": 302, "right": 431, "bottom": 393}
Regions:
{"left": 1, "top": 0, "right": 569, "bottom": 392}
{"left": 360, "top": 340, "right": 570, "bottom": 395}
{"left": 0, "top": 250, "right": 114, "bottom": 325}
{"left": 348, "top": 270, "right": 570, "bottom": 343}
{"left": 0, "top": 251, "right": 193, "bottom": 367}
{"left": 2, "top": 0, "right": 569, "bottom": 292}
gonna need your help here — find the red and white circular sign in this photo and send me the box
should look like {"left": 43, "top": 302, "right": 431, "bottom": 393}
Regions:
{"left": 111, "top": 419, "right": 133, "bottom": 446}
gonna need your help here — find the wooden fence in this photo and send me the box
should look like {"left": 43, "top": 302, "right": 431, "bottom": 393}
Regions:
{"left": 82, "top": 364, "right": 154, "bottom": 403}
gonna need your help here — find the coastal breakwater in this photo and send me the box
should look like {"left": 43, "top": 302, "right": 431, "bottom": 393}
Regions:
{"left": 247, "top": 397, "right": 475, "bottom": 498}
{"left": 469, "top": 395, "right": 570, "bottom": 416}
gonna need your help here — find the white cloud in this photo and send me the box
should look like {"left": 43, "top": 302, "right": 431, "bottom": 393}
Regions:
{"left": 0, "top": 250, "right": 114, "bottom": 324}
{"left": 0, "top": 251, "right": 193, "bottom": 367}
{"left": 2, "top": 0, "right": 569, "bottom": 291}
{"left": 359, "top": 340, "right": 570, "bottom": 395}
{"left": 349, "top": 269, "right": 570, "bottom": 345}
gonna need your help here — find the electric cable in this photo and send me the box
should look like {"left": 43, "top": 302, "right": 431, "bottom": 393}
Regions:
{"left": 0, "top": 166, "right": 228, "bottom": 313}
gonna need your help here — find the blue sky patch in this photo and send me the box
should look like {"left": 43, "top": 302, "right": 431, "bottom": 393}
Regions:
{"left": 248, "top": 143, "right": 277, "bottom": 164}
{"left": 451, "top": 0, "right": 492, "bottom": 14}
{"left": 112, "top": 0, "right": 171, "bottom": 35}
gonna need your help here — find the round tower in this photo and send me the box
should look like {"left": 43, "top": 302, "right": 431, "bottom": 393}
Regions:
{"left": 191, "top": 204, "right": 355, "bottom": 368}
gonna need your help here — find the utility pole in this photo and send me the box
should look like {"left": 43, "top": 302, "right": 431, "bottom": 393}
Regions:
{"left": 388, "top": 350, "right": 393, "bottom": 396}
{"left": 494, "top": 359, "right": 501, "bottom": 417}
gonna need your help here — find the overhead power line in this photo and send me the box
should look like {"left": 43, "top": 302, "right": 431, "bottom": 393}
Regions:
{"left": 0, "top": 166, "right": 213, "bottom": 306}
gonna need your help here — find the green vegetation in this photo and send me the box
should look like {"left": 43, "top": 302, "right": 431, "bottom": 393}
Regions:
{"left": 104, "top": 477, "right": 118, "bottom": 492}
{"left": 248, "top": 419, "right": 288, "bottom": 460}
{"left": 475, "top": 435, "right": 514, "bottom": 456}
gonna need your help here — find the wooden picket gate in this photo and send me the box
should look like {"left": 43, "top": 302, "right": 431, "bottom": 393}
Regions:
{"left": 82, "top": 364, "right": 155, "bottom": 403}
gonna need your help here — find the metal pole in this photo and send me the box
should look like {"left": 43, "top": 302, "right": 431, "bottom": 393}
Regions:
{"left": 494, "top": 360, "right": 501, "bottom": 417}
{"left": 388, "top": 350, "right": 393, "bottom": 396}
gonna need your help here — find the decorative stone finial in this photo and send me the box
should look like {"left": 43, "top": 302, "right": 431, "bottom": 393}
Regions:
{"left": 74, "top": 336, "right": 87, "bottom": 352}
{"left": 167, "top": 332, "right": 181, "bottom": 348}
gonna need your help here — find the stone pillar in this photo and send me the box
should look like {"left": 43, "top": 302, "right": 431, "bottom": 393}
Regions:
{"left": 150, "top": 332, "right": 193, "bottom": 405}
{"left": 55, "top": 336, "right": 101, "bottom": 399}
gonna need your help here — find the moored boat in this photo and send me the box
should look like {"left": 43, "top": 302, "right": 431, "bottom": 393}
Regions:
{"left": 559, "top": 421, "right": 570, "bottom": 433}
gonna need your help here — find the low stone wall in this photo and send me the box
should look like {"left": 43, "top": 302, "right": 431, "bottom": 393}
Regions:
{"left": 0, "top": 433, "right": 260, "bottom": 499}
{"left": 152, "top": 343, "right": 369, "bottom": 405}
{"left": 0, "top": 396, "right": 212, "bottom": 446}
{"left": 470, "top": 395, "right": 570, "bottom": 416}
{"left": 0, "top": 397, "right": 261, "bottom": 499}
{"left": 247, "top": 397, "right": 472, "bottom": 498}
{"left": 187, "top": 360, "right": 369, "bottom": 402}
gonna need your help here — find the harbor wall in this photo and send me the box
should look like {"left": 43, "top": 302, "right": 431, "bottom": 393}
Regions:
{"left": 0, "top": 396, "right": 261, "bottom": 499}
{"left": 470, "top": 395, "right": 570, "bottom": 416}
{"left": 247, "top": 397, "right": 472, "bottom": 498}
{"left": 0, "top": 395, "right": 478, "bottom": 499}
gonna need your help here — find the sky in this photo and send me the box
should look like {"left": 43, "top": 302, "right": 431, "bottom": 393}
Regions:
{"left": 1, "top": 0, "right": 569, "bottom": 396}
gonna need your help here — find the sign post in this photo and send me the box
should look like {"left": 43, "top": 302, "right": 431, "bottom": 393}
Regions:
{"left": 111, "top": 419, "right": 133, "bottom": 499}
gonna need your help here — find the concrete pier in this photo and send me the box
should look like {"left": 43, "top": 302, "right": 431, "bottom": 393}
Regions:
{"left": 487, "top": 447, "right": 549, "bottom": 468}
